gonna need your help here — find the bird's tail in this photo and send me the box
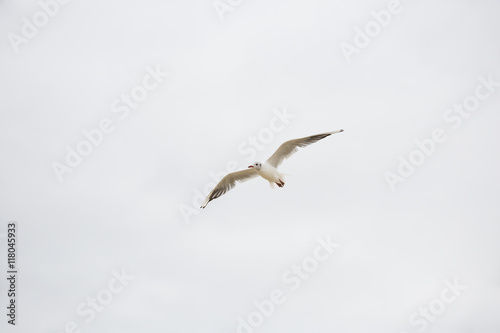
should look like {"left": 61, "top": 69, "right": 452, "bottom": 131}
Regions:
{"left": 280, "top": 173, "right": 291, "bottom": 181}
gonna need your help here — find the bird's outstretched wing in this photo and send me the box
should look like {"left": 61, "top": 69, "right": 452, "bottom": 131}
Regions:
{"left": 201, "top": 169, "right": 259, "bottom": 208}
{"left": 266, "top": 129, "right": 343, "bottom": 168}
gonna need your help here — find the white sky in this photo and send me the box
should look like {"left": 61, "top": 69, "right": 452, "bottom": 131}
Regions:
{"left": 1, "top": 0, "right": 500, "bottom": 332}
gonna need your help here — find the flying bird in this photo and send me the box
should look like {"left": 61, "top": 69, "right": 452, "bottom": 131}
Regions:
{"left": 200, "top": 129, "right": 344, "bottom": 208}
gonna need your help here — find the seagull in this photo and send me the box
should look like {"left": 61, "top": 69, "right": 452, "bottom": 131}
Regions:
{"left": 200, "top": 129, "right": 344, "bottom": 208}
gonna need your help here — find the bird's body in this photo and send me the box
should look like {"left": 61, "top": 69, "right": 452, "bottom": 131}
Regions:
{"left": 256, "top": 161, "right": 284, "bottom": 187}
{"left": 200, "top": 129, "right": 343, "bottom": 208}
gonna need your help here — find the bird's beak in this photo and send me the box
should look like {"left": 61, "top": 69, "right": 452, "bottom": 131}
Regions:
{"left": 248, "top": 165, "right": 253, "bottom": 168}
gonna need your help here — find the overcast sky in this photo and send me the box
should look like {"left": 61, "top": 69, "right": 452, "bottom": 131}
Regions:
{"left": 1, "top": 0, "right": 500, "bottom": 332}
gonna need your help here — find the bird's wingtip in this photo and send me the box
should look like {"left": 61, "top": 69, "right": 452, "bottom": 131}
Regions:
{"left": 329, "top": 129, "right": 344, "bottom": 135}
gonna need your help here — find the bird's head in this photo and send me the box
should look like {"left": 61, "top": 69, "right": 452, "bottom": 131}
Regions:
{"left": 248, "top": 162, "right": 262, "bottom": 170}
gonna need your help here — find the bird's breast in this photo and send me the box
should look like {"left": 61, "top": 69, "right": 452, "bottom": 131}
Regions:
{"left": 258, "top": 164, "right": 279, "bottom": 182}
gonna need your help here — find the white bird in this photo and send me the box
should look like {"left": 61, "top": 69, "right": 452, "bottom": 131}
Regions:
{"left": 200, "top": 129, "right": 344, "bottom": 208}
